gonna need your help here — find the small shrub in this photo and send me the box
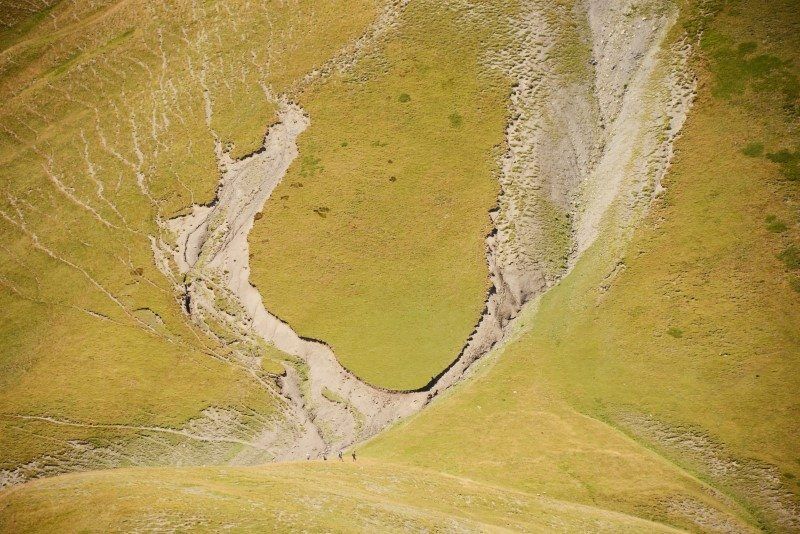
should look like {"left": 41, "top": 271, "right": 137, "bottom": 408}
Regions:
{"left": 398, "top": 93, "right": 411, "bottom": 103}
{"left": 778, "top": 245, "right": 800, "bottom": 269}
{"left": 300, "top": 154, "right": 322, "bottom": 178}
{"left": 741, "top": 141, "right": 764, "bottom": 157}
{"left": 767, "top": 150, "right": 793, "bottom": 164}
{"left": 448, "top": 112, "right": 463, "bottom": 128}
{"left": 765, "top": 215, "right": 788, "bottom": 233}
{"left": 667, "top": 327, "right": 684, "bottom": 338}
{"left": 790, "top": 277, "right": 800, "bottom": 294}
{"left": 766, "top": 149, "right": 800, "bottom": 181}
{"left": 767, "top": 220, "right": 788, "bottom": 233}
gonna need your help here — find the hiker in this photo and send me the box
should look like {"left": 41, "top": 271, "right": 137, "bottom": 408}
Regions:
{"left": 306, "top": 453, "right": 310, "bottom": 461}
{"left": 338, "top": 451, "right": 343, "bottom": 461}
{"left": 351, "top": 450, "right": 357, "bottom": 462}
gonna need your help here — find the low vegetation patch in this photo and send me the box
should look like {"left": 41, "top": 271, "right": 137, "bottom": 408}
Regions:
{"left": 251, "top": 0, "right": 512, "bottom": 390}
{"left": 778, "top": 245, "right": 800, "bottom": 270}
{"left": 666, "top": 327, "right": 684, "bottom": 338}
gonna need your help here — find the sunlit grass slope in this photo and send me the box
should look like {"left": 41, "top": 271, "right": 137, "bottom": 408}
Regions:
{"left": 1, "top": 0, "right": 797, "bottom": 532}
{"left": 0, "top": 0, "right": 378, "bottom": 472}
{"left": 250, "top": 0, "right": 511, "bottom": 390}
{"left": 364, "top": 0, "right": 800, "bottom": 531}
{"left": 0, "top": 461, "right": 689, "bottom": 532}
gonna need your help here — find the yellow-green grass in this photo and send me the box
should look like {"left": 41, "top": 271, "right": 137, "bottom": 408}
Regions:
{"left": 362, "top": 313, "right": 758, "bottom": 531}
{"left": 251, "top": 0, "right": 514, "bottom": 390}
{"left": 1, "top": 0, "right": 797, "bottom": 531}
{"left": 0, "top": 1, "right": 796, "bottom": 531}
{"left": 363, "top": 1, "right": 800, "bottom": 530}
{"left": 0, "top": 460, "right": 695, "bottom": 532}
{"left": 0, "top": 0, "right": 379, "bottom": 471}
{"left": 0, "top": 303, "right": 273, "bottom": 467}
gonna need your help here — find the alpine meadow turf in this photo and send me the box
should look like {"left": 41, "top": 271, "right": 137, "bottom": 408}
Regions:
{"left": 0, "top": 0, "right": 798, "bottom": 532}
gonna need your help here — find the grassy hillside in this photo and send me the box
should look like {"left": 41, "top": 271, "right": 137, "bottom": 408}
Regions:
{"left": 250, "top": 0, "right": 512, "bottom": 390}
{"left": 364, "top": 0, "right": 800, "bottom": 530}
{"left": 0, "top": 461, "right": 696, "bottom": 532}
{"left": 0, "top": 0, "right": 798, "bottom": 532}
{"left": 0, "top": 0, "right": 379, "bottom": 475}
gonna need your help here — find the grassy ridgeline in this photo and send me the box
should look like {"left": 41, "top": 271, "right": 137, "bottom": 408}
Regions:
{"left": 0, "top": 461, "right": 690, "bottom": 532}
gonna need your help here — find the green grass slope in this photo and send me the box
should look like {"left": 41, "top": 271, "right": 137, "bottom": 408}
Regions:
{"left": 0, "top": 0, "right": 379, "bottom": 473}
{"left": 364, "top": 0, "right": 800, "bottom": 530}
{"left": 1, "top": 0, "right": 798, "bottom": 532}
{"left": 250, "top": 0, "right": 512, "bottom": 390}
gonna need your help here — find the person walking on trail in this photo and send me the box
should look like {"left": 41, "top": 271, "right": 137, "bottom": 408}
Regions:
{"left": 338, "top": 451, "right": 343, "bottom": 462}
{"left": 351, "top": 450, "right": 357, "bottom": 462}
